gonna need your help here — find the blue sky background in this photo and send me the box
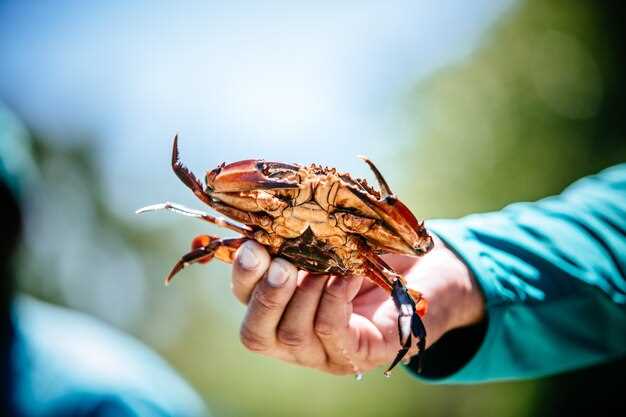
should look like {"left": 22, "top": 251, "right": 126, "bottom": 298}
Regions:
{"left": 0, "top": 0, "right": 514, "bottom": 219}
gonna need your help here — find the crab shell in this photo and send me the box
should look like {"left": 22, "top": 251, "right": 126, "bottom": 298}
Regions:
{"left": 201, "top": 158, "right": 434, "bottom": 273}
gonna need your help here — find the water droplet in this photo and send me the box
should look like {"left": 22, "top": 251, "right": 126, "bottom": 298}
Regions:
{"left": 384, "top": 371, "right": 391, "bottom": 378}
{"left": 355, "top": 372, "right": 364, "bottom": 381}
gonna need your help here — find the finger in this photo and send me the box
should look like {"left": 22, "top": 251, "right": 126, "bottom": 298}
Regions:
{"left": 239, "top": 258, "right": 298, "bottom": 355}
{"left": 277, "top": 273, "right": 329, "bottom": 367}
{"left": 231, "top": 240, "right": 271, "bottom": 304}
{"left": 314, "top": 275, "right": 363, "bottom": 374}
{"left": 381, "top": 253, "right": 419, "bottom": 274}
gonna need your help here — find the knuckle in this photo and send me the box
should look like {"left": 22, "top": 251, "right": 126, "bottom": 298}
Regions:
{"left": 314, "top": 319, "right": 337, "bottom": 339}
{"left": 322, "top": 285, "right": 346, "bottom": 303}
{"left": 277, "top": 326, "right": 308, "bottom": 348}
{"left": 239, "top": 325, "right": 271, "bottom": 353}
{"left": 253, "top": 288, "right": 284, "bottom": 312}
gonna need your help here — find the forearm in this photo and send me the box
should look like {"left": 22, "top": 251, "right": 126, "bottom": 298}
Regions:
{"left": 407, "top": 164, "right": 626, "bottom": 383}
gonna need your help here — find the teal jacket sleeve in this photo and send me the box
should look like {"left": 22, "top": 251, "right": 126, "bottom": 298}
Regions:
{"left": 410, "top": 164, "right": 626, "bottom": 383}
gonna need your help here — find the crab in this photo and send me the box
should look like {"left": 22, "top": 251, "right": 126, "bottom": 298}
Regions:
{"left": 137, "top": 136, "right": 434, "bottom": 376}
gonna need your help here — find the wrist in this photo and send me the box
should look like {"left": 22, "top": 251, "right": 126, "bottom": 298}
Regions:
{"left": 437, "top": 241, "right": 485, "bottom": 331}
{"left": 408, "top": 236, "right": 485, "bottom": 344}
{"left": 449, "top": 263, "right": 485, "bottom": 330}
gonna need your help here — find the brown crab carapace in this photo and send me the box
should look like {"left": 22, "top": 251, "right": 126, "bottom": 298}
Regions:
{"left": 137, "top": 136, "right": 434, "bottom": 376}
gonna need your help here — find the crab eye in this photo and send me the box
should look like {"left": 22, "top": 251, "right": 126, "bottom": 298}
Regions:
{"left": 204, "top": 174, "right": 215, "bottom": 191}
{"left": 256, "top": 161, "right": 268, "bottom": 175}
{"left": 205, "top": 164, "right": 225, "bottom": 191}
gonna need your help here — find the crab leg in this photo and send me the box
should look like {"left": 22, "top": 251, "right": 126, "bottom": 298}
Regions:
{"left": 364, "top": 252, "right": 403, "bottom": 282}
{"left": 357, "top": 155, "right": 394, "bottom": 200}
{"left": 165, "top": 236, "right": 247, "bottom": 284}
{"left": 136, "top": 201, "right": 255, "bottom": 237}
{"left": 169, "top": 136, "right": 277, "bottom": 231}
{"left": 209, "top": 201, "right": 275, "bottom": 231}
{"left": 358, "top": 243, "right": 426, "bottom": 307}
{"left": 363, "top": 262, "right": 393, "bottom": 292}
{"left": 386, "top": 278, "right": 427, "bottom": 375}
{"left": 171, "top": 135, "right": 213, "bottom": 205}
{"left": 360, "top": 251, "right": 427, "bottom": 376}
{"left": 367, "top": 253, "right": 427, "bottom": 315}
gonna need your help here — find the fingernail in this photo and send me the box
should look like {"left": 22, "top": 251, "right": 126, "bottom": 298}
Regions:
{"left": 267, "top": 260, "right": 289, "bottom": 287}
{"left": 238, "top": 242, "right": 259, "bottom": 270}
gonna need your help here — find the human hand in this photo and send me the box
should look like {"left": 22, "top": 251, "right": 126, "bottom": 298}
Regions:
{"left": 231, "top": 235, "right": 485, "bottom": 376}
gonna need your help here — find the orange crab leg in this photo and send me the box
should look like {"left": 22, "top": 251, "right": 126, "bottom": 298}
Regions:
{"left": 165, "top": 236, "right": 247, "bottom": 285}
{"left": 355, "top": 240, "right": 427, "bottom": 315}
{"left": 363, "top": 262, "right": 393, "bottom": 293}
{"left": 364, "top": 252, "right": 427, "bottom": 317}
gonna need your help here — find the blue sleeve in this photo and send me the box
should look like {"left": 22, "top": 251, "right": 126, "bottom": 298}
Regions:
{"left": 9, "top": 296, "right": 209, "bottom": 417}
{"left": 409, "top": 164, "right": 626, "bottom": 383}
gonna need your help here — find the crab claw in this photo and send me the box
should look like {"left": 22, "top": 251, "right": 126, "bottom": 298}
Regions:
{"left": 191, "top": 235, "right": 220, "bottom": 264}
{"left": 357, "top": 155, "right": 394, "bottom": 200}
{"left": 165, "top": 236, "right": 247, "bottom": 284}
{"left": 205, "top": 160, "right": 301, "bottom": 193}
{"left": 385, "top": 279, "right": 427, "bottom": 376}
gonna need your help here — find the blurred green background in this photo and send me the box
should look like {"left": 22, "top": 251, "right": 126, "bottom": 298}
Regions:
{"left": 2, "top": 0, "right": 625, "bottom": 416}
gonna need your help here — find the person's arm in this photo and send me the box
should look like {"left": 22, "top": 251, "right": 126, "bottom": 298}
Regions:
{"left": 417, "top": 163, "right": 626, "bottom": 382}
